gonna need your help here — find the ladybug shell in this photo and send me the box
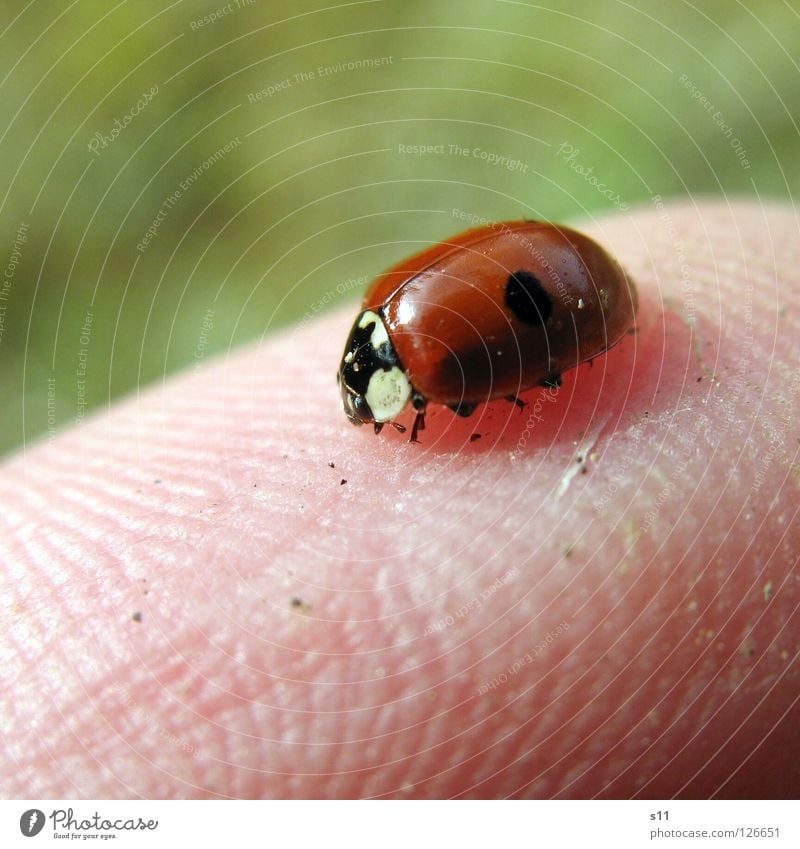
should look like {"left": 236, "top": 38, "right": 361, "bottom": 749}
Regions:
{"left": 362, "top": 221, "right": 637, "bottom": 406}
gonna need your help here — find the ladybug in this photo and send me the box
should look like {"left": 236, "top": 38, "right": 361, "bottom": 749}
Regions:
{"left": 338, "top": 220, "right": 637, "bottom": 441}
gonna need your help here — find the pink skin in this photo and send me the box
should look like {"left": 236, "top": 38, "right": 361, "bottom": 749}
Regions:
{"left": 1, "top": 201, "right": 799, "bottom": 799}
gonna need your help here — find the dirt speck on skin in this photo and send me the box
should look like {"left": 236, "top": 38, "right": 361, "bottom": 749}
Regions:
{"left": 132, "top": 611, "right": 143, "bottom": 622}
{"left": 625, "top": 521, "right": 641, "bottom": 549}
{"left": 290, "top": 597, "right": 311, "bottom": 614}
{"left": 740, "top": 639, "right": 757, "bottom": 659}
{"left": 470, "top": 433, "right": 481, "bottom": 442}
{"left": 562, "top": 544, "right": 575, "bottom": 559}
{"left": 328, "top": 462, "right": 335, "bottom": 468}
{"left": 340, "top": 479, "right": 347, "bottom": 485}
{"left": 763, "top": 581, "right": 774, "bottom": 602}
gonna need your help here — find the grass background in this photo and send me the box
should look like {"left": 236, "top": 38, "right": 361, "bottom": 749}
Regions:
{"left": 1, "top": 0, "right": 798, "bottom": 457}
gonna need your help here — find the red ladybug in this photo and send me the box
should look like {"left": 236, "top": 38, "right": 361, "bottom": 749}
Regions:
{"left": 338, "top": 220, "right": 637, "bottom": 441}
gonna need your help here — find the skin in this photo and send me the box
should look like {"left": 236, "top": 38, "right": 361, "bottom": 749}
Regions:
{"left": 1, "top": 200, "right": 798, "bottom": 799}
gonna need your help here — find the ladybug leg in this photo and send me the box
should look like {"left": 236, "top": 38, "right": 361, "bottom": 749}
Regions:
{"left": 410, "top": 411, "right": 426, "bottom": 443}
{"left": 377, "top": 421, "right": 407, "bottom": 435}
{"left": 449, "top": 401, "right": 477, "bottom": 417}
{"left": 505, "top": 394, "right": 527, "bottom": 411}
{"left": 410, "top": 390, "right": 427, "bottom": 443}
{"left": 541, "top": 373, "right": 562, "bottom": 389}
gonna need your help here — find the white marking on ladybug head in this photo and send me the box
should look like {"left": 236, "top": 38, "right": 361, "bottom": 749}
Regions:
{"left": 358, "top": 310, "right": 390, "bottom": 350}
{"left": 365, "top": 366, "right": 411, "bottom": 422}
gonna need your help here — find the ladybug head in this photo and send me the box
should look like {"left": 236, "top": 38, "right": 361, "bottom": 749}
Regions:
{"left": 337, "top": 309, "right": 411, "bottom": 427}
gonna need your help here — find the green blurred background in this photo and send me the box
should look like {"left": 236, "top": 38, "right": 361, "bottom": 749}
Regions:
{"left": 1, "top": 0, "right": 798, "bottom": 457}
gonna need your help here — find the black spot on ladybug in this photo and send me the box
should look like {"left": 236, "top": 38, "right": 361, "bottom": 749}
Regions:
{"left": 505, "top": 270, "right": 553, "bottom": 326}
{"left": 449, "top": 400, "right": 477, "bottom": 417}
{"left": 542, "top": 373, "right": 562, "bottom": 389}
